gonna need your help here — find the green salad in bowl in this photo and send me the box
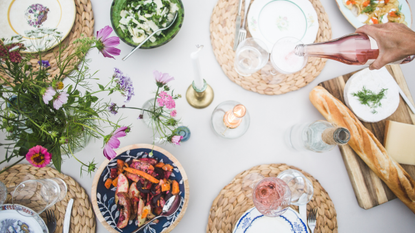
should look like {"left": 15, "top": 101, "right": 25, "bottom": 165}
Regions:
{"left": 111, "top": 0, "right": 184, "bottom": 49}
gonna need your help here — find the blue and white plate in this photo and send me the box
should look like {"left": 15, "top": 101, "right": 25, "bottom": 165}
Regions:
{"left": 92, "top": 144, "right": 188, "bottom": 233}
{"left": 335, "top": 0, "right": 412, "bottom": 28}
{"left": 233, "top": 207, "right": 308, "bottom": 233}
{"left": 248, "top": 0, "right": 319, "bottom": 52}
{"left": 0, "top": 204, "right": 48, "bottom": 233}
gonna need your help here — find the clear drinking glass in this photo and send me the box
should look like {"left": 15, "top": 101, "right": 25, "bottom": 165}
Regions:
{"left": 12, "top": 178, "right": 67, "bottom": 216}
{"left": 277, "top": 169, "right": 313, "bottom": 205}
{"left": 261, "top": 37, "right": 308, "bottom": 84}
{"left": 234, "top": 38, "right": 269, "bottom": 76}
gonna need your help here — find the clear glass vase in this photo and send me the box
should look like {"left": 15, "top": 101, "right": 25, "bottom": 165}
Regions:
{"left": 142, "top": 98, "right": 157, "bottom": 127}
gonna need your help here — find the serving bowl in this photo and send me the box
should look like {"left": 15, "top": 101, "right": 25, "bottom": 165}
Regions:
{"left": 110, "top": 0, "right": 184, "bottom": 49}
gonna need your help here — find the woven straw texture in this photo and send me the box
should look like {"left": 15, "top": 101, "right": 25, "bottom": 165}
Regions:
{"left": 0, "top": 164, "right": 96, "bottom": 233}
{"left": 206, "top": 164, "right": 338, "bottom": 233}
{"left": 209, "top": 0, "right": 332, "bottom": 95}
{"left": 1, "top": 0, "right": 95, "bottom": 81}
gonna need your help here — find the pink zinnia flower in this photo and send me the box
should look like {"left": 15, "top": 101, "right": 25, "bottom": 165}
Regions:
{"left": 42, "top": 87, "right": 56, "bottom": 104}
{"left": 96, "top": 26, "right": 121, "bottom": 59}
{"left": 103, "top": 126, "right": 129, "bottom": 160}
{"left": 53, "top": 92, "right": 68, "bottom": 110}
{"left": 170, "top": 110, "right": 177, "bottom": 117}
{"left": 154, "top": 71, "right": 174, "bottom": 87}
{"left": 171, "top": 135, "right": 183, "bottom": 145}
{"left": 26, "top": 145, "right": 52, "bottom": 168}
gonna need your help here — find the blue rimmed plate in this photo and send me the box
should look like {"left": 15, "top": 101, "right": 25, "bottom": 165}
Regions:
{"left": 335, "top": 0, "right": 412, "bottom": 28}
{"left": 91, "top": 144, "right": 189, "bottom": 233}
{"left": 0, "top": 204, "right": 48, "bottom": 233}
{"left": 233, "top": 207, "right": 308, "bottom": 233}
{"left": 248, "top": 0, "right": 319, "bottom": 52}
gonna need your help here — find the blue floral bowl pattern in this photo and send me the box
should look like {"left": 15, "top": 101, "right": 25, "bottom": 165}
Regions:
{"left": 233, "top": 207, "right": 308, "bottom": 233}
{"left": 0, "top": 204, "right": 48, "bottom": 233}
{"left": 96, "top": 148, "right": 186, "bottom": 233}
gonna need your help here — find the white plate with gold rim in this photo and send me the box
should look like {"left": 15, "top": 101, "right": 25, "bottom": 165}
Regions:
{"left": 247, "top": 0, "right": 319, "bottom": 52}
{"left": 0, "top": 0, "right": 76, "bottom": 53}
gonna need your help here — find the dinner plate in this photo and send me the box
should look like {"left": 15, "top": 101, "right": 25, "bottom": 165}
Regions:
{"left": 0, "top": 204, "right": 48, "bottom": 233}
{"left": 248, "top": 0, "right": 319, "bottom": 52}
{"left": 0, "top": 0, "right": 76, "bottom": 53}
{"left": 92, "top": 144, "right": 188, "bottom": 233}
{"left": 233, "top": 207, "right": 308, "bottom": 233}
{"left": 335, "top": 0, "right": 412, "bottom": 28}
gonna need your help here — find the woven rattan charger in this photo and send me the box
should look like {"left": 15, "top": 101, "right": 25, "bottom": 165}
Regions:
{"left": 206, "top": 163, "right": 338, "bottom": 233}
{"left": 210, "top": 0, "right": 332, "bottom": 95}
{"left": 0, "top": 164, "right": 96, "bottom": 233}
{"left": 1, "top": 0, "right": 95, "bottom": 82}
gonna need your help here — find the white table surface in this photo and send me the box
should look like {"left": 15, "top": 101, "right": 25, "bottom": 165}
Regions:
{"left": 2, "top": 0, "right": 415, "bottom": 232}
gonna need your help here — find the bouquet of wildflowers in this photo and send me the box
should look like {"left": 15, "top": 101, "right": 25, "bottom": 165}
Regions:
{"left": 106, "top": 69, "right": 184, "bottom": 158}
{"left": 0, "top": 26, "right": 126, "bottom": 175}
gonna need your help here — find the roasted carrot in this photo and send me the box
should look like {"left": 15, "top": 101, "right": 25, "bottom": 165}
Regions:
{"left": 141, "top": 209, "right": 149, "bottom": 219}
{"left": 112, "top": 177, "right": 118, "bottom": 187}
{"left": 124, "top": 167, "right": 159, "bottom": 183}
{"left": 105, "top": 178, "right": 113, "bottom": 189}
{"left": 172, "top": 180, "right": 180, "bottom": 195}
{"left": 155, "top": 162, "right": 165, "bottom": 168}
{"left": 161, "top": 179, "right": 171, "bottom": 192}
{"left": 117, "top": 160, "right": 125, "bottom": 174}
{"left": 162, "top": 164, "right": 173, "bottom": 172}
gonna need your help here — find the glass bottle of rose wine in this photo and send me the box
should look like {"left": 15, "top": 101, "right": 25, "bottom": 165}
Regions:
{"left": 295, "top": 33, "right": 415, "bottom": 65}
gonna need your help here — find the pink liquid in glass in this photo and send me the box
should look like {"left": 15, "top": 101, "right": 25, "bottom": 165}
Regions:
{"left": 252, "top": 177, "right": 291, "bottom": 217}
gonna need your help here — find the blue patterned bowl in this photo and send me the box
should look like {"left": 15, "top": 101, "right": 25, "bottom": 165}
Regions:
{"left": 92, "top": 144, "right": 189, "bottom": 233}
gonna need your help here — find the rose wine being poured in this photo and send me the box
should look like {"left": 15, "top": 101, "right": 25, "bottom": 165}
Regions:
{"left": 295, "top": 33, "right": 415, "bottom": 65}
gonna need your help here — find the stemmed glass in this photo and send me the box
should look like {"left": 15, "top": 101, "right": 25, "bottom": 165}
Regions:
{"left": 11, "top": 178, "right": 67, "bottom": 216}
{"left": 234, "top": 37, "right": 308, "bottom": 84}
{"left": 243, "top": 170, "right": 313, "bottom": 217}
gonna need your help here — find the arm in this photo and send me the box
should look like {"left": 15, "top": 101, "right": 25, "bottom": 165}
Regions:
{"left": 355, "top": 23, "right": 415, "bottom": 70}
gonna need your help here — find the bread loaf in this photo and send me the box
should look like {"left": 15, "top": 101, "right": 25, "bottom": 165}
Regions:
{"left": 309, "top": 86, "right": 415, "bottom": 213}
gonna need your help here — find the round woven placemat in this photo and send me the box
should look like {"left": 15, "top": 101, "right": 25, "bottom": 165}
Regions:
{"left": 209, "top": 0, "right": 332, "bottom": 95}
{"left": 1, "top": 0, "right": 94, "bottom": 82}
{"left": 206, "top": 164, "right": 338, "bottom": 233}
{"left": 0, "top": 164, "right": 96, "bottom": 233}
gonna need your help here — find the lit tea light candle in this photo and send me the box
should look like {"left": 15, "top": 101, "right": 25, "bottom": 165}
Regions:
{"left": 223, "top": 104, "right": 246, "bottom": 129}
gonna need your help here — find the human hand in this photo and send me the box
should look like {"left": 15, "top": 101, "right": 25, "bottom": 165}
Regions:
{"left": 355, "top": 23, "right": 415, "bottom": 70}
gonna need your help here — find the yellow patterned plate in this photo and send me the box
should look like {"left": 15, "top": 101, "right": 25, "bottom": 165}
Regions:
{"left": 0, "top": 0, "right": 76, "bottom": 53}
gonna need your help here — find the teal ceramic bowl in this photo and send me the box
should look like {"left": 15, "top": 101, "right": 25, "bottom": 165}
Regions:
{"left": 110, "top": 0, "right": 184, "bottom": 49}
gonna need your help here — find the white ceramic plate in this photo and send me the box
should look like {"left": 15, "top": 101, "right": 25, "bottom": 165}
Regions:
{"left": 233, "top": 207, "right": 308, "bottom": 233}
{"left": 0, "top": 0, "right": 76, "bottom": 53}
{"left": 248, "top": 0, "right": 319, "bottom": 52}
{"left": 0, "top": 204, "right": 48, "bottom": 233}
{"left": 335, "top": 0, "right": 412, "bottom": 28}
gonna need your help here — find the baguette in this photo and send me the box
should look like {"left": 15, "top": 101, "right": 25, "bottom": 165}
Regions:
{"left": 309, "top": 86, "right": 415, "bottom": 213}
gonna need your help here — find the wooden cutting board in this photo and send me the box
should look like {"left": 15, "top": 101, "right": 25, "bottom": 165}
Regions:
{"left": 318, "top": 65, "right": 415, "bottom": 210}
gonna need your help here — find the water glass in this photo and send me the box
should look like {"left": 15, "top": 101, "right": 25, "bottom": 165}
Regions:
{"left": 234, "top": 38, "right": 269, "bottom": 76}
{"left": 270, "top": 37, "right": 308, "bottom": 75}
{"left": 12, "top": 178, "right": 67, "bottom": 216}
{"left": 277, "top": 169, "right": 313, "bottom": 205}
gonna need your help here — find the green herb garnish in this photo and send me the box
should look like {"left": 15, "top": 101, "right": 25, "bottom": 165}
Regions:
{"left": 362, "top": 0, "right": 377, "bottom": 14}
{"left": 352, "top": 86, "right": 388, "bottom": 113}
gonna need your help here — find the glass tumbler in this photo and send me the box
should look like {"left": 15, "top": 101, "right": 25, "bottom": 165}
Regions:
{"left": 12, "top": 178, "right": 67, "bottom": 216}
{"left": 234, "top": 38, "right": 269, "bottom": 76}
{"left": 277, "top": 169, "right": 313, "bottom": 205}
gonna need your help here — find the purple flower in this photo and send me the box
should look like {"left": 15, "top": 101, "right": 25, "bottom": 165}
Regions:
{"left": 42, "top": 87, "right": 56, "bottom": 104}
{"left": 38, "top": 60, "right": 50, "bottom": 68}
{"left": 103, "top": 126, "right": 129, "bottom": 160}
{"left": 171, "top": 135, "right": 183, "bottom": 145}
{"left": 113, "top": 68, "right": 134, "bottom": 102}
{"left": 154, "top": 70, "right": 174, "bottom": 87}
{"left": 96, "top": 26, "right": 120, "bottom": 59}
{"left": 53, "top": 92, "right": 68, "bottom": 110}
{"left": 108, "top": 102, "right": 118, "bottom": 115}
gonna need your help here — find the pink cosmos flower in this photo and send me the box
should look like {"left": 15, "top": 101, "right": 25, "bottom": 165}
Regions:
{"left": 53, "top": 92, "right": 68, "bottom": 110}
{"left": 96, "top": 26, "right": 121, "bottom": 59}
{"left": 170, "top": 110, "right": 177, "bottom": 117}
{"left": 26, "top": 145, "right": 52, "bottom": 168}
{"left": 171, "top": 135, "right": 183, "bottom": 145}
{"left": 103, "top": 126, "right": 129, "bottom": 160}
{"left": 43, "top": 87, "right": 56, "bottom": 104}
{"left": 154, "top": 71, "right": 174, "bottom": 86}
